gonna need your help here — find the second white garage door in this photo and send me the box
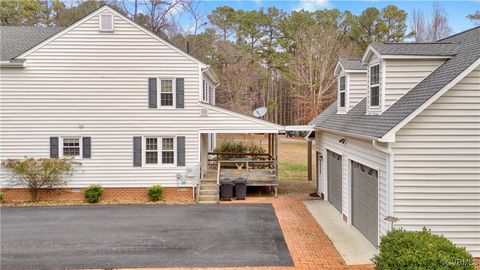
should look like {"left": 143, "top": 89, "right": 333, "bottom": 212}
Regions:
{"left": 351, "top": 160, "right": 379, "bottom": 246}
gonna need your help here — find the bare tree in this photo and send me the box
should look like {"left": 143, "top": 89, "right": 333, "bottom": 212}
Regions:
{"left": 142, "top": 0, "right": 187, "bottom": 35}
{"left": 289, "top": 25, "right": 352, "bottom": 122}
{"left": 410, "top": 8, "right": 427, "bottom": 42}
{"left": 427, "top": 2, "right": 451, "bottom": 41}
{"left": 467, "top": 11, "right": 480, "bottom": 25}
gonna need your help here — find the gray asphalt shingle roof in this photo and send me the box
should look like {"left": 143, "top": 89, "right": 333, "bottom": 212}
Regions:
{"left": 370, "top": 42, "right": 461, "bottom": 56}
{"left": 311, "top": 26, "right": 480, "bottom": 139}
{"left": 1, "top": 26, "right": 65, "bottom": 61}
{"left": 339, "top": 58, "right": 366, "bottom": 71}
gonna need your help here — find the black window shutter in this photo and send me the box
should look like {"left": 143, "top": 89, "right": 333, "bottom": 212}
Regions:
{"left": 82, "top": 137, "right": 91, "bottom": 158}
{"left": 176, "top": 78, "right": 184, "bottom": 108}
{"left": 133, "top": 136, "right": 142, "bottom": 167}
{"left": 148, "top": 78, "right": 157, "bottom": 108}
{"left": 50, "top": 137, "right": 59, "bottom": 158}
{"left": 177, "top": 136, "right": 185, "bottom": 166}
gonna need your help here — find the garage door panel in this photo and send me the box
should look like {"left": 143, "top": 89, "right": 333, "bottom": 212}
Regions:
{"left": 327, "top": 150, "right": 342, "bottom": 213}
{"left": 352, "top": 161, "right": 379, "bottom": 246}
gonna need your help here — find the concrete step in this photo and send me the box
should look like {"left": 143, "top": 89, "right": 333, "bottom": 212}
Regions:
{"left": 198, "top": 194, "right": 218, "bottom": 201}
{"left": 200, "top": 182, "right": 217, "bottom": 187}
{"left": 201, "top": 179, "right": 217, "bottom": 184}
{"left": 198, "top": 200, "right": 218, "bottom": 204}
{"left": 199, "top": 189, "right": 217, "bottom": 196}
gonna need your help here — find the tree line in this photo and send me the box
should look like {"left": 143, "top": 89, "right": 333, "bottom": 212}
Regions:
{"left": 1, "top": 0, "right": 478, "bottom": 124}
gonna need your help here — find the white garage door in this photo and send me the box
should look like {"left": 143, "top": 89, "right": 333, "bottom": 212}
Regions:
{"left": 327, "top": 150, "right": 342, "bottom": 213}
{"left": 351, "top": 161, "right": 378, "bottom": 246}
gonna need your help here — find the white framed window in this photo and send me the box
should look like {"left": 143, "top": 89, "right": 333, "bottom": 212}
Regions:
{"left": 369, "top": 64, "right": 380, "bottom": 107}
{"left": 339, "top": 75, "right": 346, "bottom": 108}
{"left": 202, "top": 80, "right": 207, "bottom": 102}
{"left": 145, "top": 138, "right": 158, "bottom": 164}
{"left": 99, "top": 13, "right": 114, "bottom": 32}
{"left": 208, "top": 85, "right": 213, "bottom": 104}
{"left": 62, "top": 137, "right": 82, "bottom": 157}
{"left": 159, "top": 79, "right": 174, "bottom": 107}
{"left": 161, "top": 138, "right": 175, "bottom": 164}
{"left": 144, "top": 136, "right": 176, "bottom": 165}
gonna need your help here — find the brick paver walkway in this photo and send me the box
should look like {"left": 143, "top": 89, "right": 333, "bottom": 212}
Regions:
{"left": 116, "top": 195, "right": 374, "bottom": 270}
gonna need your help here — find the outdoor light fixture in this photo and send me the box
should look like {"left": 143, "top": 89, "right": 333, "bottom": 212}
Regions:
{"left": 385, "top": 216, "right": 400, "bottom": 230}
{"left": 339, "top": 138, "right": 346, "bottom": 144}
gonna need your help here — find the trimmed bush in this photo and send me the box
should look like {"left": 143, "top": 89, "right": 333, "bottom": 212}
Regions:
{"left": 84, "top": 184, "right": 103, "bottom": 203}
{"left": 1, "top": 157, "right": 73, "bottom": 202}
{"left": 373, "top": 228, "right": 474, "bottom": 270}
{"left": 214, "top": 141, "right": 265, "bottom": 160}
{"left": 0, "top": 193, "right": 3, "bottom": 202}
{"left": 148, "top": 185, "right": 164, "bottom": 201}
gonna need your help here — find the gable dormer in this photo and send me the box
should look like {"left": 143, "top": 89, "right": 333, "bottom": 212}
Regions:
{"left": 362, "top": 43, "right": 453, "bottom": 114}
{"left": 334, "top": 59, "right": 367, "bottom": 114}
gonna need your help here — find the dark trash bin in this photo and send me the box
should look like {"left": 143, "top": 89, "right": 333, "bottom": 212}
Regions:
{"left": 234, "top": 177, "right": 247, "bottom": 200}
{"left": 220, "top": 178, "right": 234, "bottom": 201}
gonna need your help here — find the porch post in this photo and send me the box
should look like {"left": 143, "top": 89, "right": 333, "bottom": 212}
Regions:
{"left": 307, "top": 139, "right": 312, "bottom": 182}
{"left": 274, "top": 133, "right": 279, "bottom": 197}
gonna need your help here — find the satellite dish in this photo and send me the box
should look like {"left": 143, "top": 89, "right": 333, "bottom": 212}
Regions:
{"left": 253, "top": 107, "right": 268, "bottom": 118}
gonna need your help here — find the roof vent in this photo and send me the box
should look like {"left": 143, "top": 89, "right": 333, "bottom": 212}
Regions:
{"left": 99, "top": 13, "right": 113, "bottom": 32}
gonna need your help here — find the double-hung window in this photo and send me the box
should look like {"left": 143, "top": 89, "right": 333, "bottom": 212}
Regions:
{"left": 160, "top": 79, "right": 174, "bottom": 106}
{"left": 202, "top": 80, "right": 207, "bottom": 102}
{"left": 145, "top": 138, "right": 158, "bottom": 164}
{"left": 145, "top": 137, "right": 175, "bottom": 165}
{"left": 339, "top": 76, "right": 346, "bottom": 108}
{"left": 369, "top": 64, "right": 380, "bottom": 107}
{"left": 62, "top": 137, "right": 81, "bottom": 157}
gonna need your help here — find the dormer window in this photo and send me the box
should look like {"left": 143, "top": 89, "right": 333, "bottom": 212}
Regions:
{"left": 99, "top": 13, "right": 113, "bottom": 32}
{"left": 339, "top": 76, "right": 346, "bottom": 108}
{"left": 369, "top": 64, "right": 380, "bottom": 107}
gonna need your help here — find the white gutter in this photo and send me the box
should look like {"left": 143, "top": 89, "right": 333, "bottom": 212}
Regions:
{"left": 372, "top": 141, "right": 394, "bottom": 221}
{"left": 0, "top": 60, "right": 26, "bottom": 68}
{"left": 315, "top": 126, "right": 379, "bottom": 141}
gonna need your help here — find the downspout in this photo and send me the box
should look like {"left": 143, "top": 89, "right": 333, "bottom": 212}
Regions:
{"left": 372, "top": 140, "right": 395, "bottom": 229}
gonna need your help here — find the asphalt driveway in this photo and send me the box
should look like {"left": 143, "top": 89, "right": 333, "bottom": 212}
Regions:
{"left": 1, "top": 203, "right": 293, "bottom": 270}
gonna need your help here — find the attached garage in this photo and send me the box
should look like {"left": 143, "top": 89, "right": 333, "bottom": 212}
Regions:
{"left": 327, "top": 150, "right": 342, "bottom": 213}
{"left": 351, "top": 160, "right": 379, "bottom": 246}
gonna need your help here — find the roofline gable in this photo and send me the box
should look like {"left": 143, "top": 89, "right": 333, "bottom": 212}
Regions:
{"left": 361, "top": 45, "right": 381, "bottom": 64}
{"left": 198, "top": 102, "right": 284, "bottom": 131}
{"left": 380, "top": 56, "right": 480, "bottom": 142}
{"left": 334, "top": 61, "right": 366, "bottom": 75}
{"left": 16, "top": 5, "right": 208, "bottom": 68}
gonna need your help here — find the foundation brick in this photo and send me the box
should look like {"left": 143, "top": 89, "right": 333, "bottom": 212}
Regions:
{"left": 0, "top": 187, "right": 194, "bottom": 204}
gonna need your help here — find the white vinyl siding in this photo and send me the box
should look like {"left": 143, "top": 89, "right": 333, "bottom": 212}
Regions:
{"left": 348, "top": 72, "right": 367, "bottom": 110}
{"left": 392, "top": 66, "right": 480, "bottom": 257}
{"left": 0, "top": 11, "right": 278, "bottom": 189}
{"left": 315, "top": 131, "right": 389, "bottom": 243}
{"left": 384, "top": 59, "right": 445, "bottom": 110}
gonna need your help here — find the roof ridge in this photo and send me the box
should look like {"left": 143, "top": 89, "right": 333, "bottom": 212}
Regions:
{"left": 436, "top": 25, "right": 480, "bottom": 42}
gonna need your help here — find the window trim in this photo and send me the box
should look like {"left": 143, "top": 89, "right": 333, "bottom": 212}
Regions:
{"left": 337, "top": 73, "right": 349, "bottom": 114}
{"left": 99, "top": 13, "right": 114, "bottom": 32}
{"left": 368, "top": 63, "right": 381, "bottom": 109}
{"left": 339, "top": 75, "right": 346, "bottom": 108}
{"left": 202, "top": 80, "right": 207, "bottom": 102}
{"left": 142, "top": 136, "right": 177, "bottom": 166}
{"left": 60, "top": 136, "right": 83, "bottom": 159}
{"left": 158, "top": 77, "right": 176, "bottom": 108}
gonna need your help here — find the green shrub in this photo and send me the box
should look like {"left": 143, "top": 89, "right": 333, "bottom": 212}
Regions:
{"left": 148, "top": 185, "right": 164, "bottom": 201}
{"left": 84, "top": 184, "right": 103, "bottom": 203}
{"left": 214, "top": 141, "right": 266, "bottom": 160}
{"left": 373, "top": 228, "right": 474, "bottom": 270}
{"left": 0, "top": 193, "right": 3, "bottom": 201}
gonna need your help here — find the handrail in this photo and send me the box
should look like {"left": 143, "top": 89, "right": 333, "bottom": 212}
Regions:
{"left": 216, "top": 161, "right": 221, "bottom": 187}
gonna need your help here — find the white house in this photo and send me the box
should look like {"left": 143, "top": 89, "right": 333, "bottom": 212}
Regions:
{"left": 0, "top": 5, "right": 283, "bottom": 203}
{"left": 311, "top": 27, "right": 480, "bottom": 256}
